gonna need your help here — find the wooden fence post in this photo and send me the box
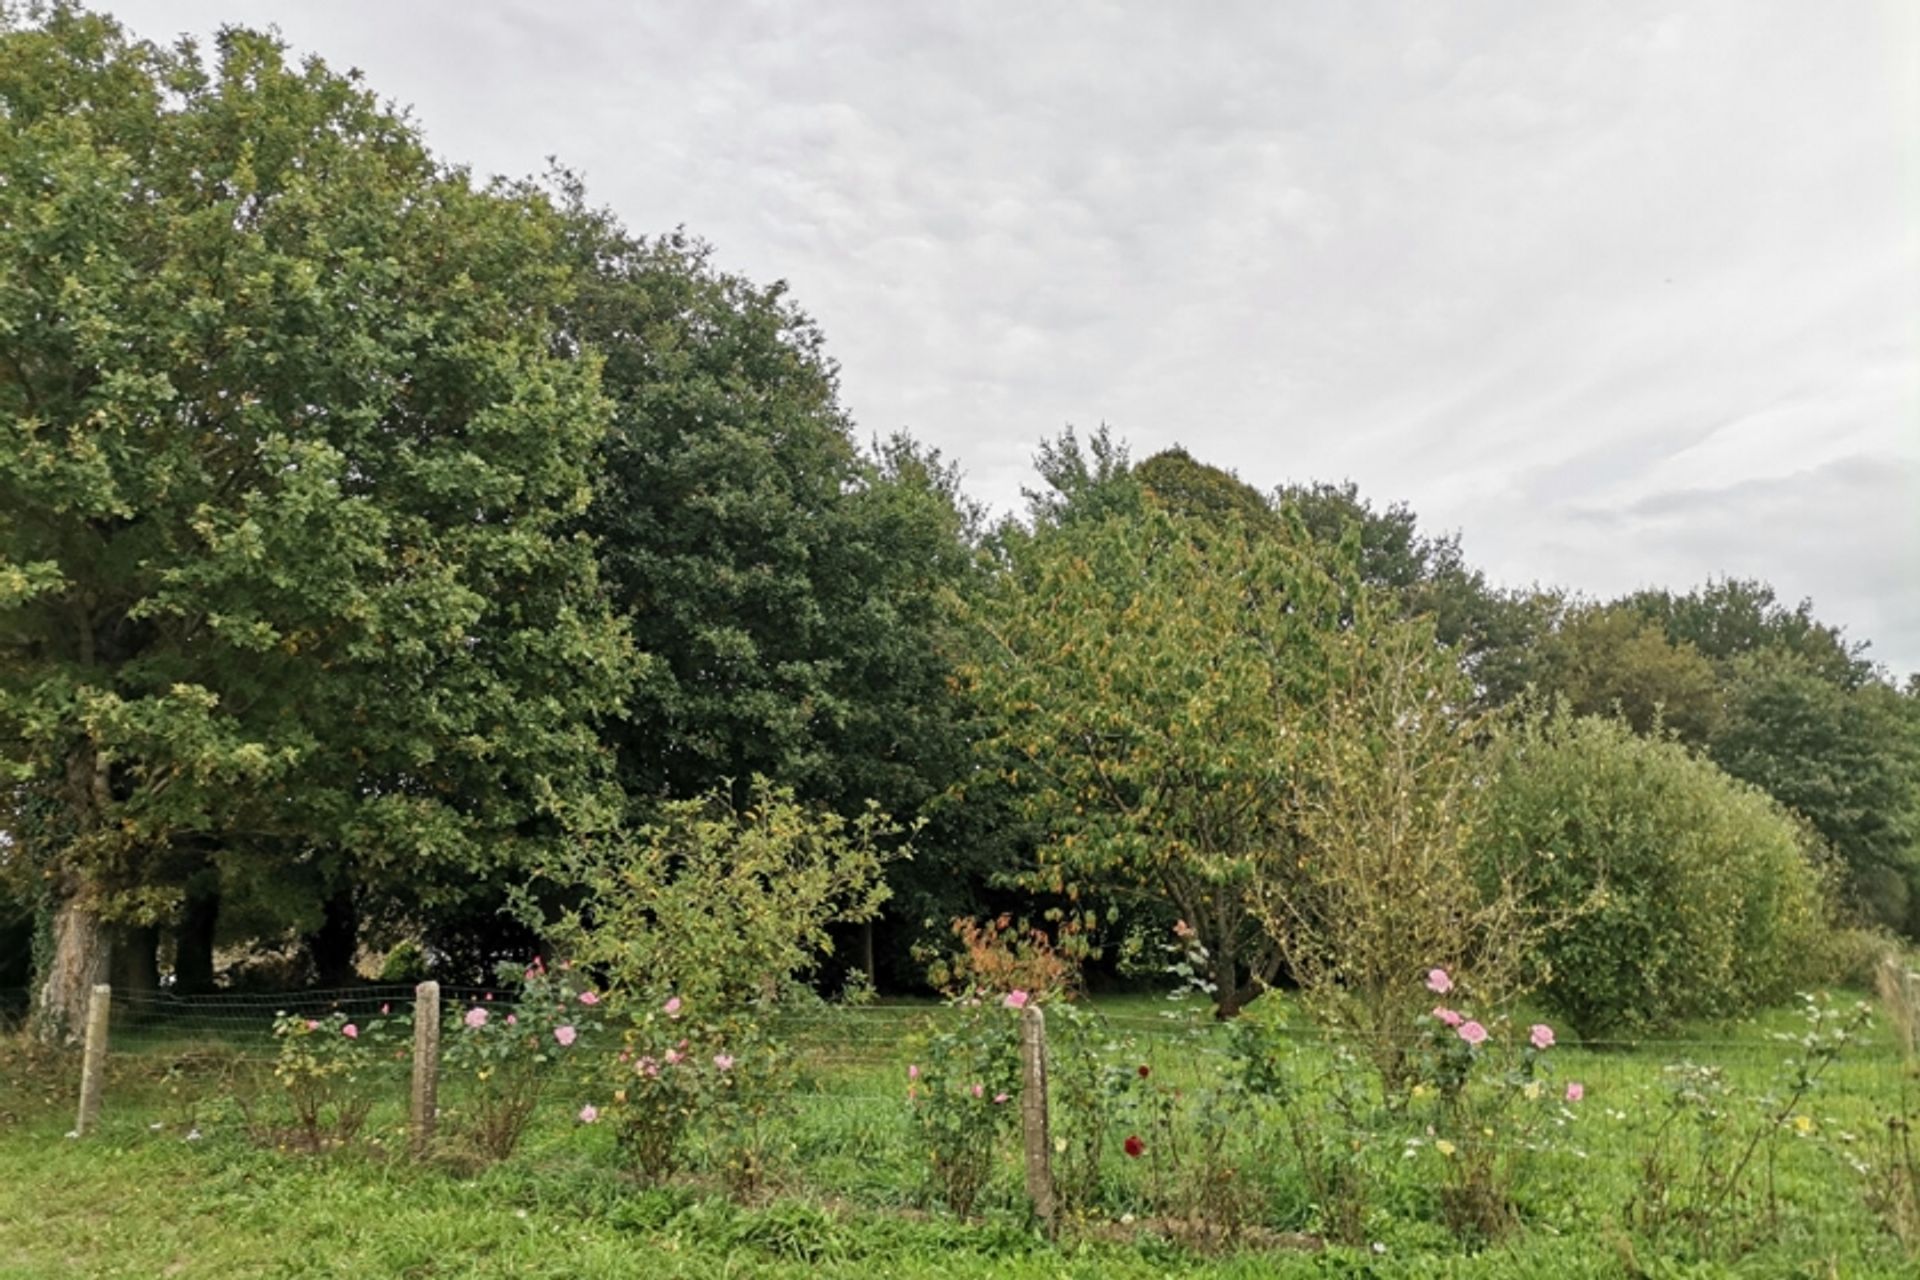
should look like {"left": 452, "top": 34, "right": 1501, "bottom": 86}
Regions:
{"left": 410, "top": 980, "right": 441, "bottom": 1158}
{"left": 1019, "top": 1003, "right": 1055, "bottom": 1232}
{"left": 73, "top": 983, "right": 111, "bottom": 1137}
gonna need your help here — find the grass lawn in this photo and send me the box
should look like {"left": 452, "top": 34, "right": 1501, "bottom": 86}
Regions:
{"left": 0, "top": 990, "right": 1912, "bottom": 1278}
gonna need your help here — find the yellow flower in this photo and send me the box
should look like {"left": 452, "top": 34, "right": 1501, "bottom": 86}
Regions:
{"left": 1523, "top": 1081, "right": 1543, "bottom": 1102}
{"left": 1411, "top": 1084, "right": 1433, "bottom": 1100}
{"left": 1793, "top": 1115, "right": 1814, "bottom": 1134}
{"left": 1436, "top": 1139, "right": 1457, "bottom": 1158}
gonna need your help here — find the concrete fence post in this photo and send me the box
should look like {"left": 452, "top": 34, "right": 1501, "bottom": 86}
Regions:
{"left": 410, "top": 980, "right": 441, "bottom": 1158}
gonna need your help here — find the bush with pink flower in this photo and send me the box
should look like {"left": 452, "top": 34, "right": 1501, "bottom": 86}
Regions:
{"left": 1407, "top": 967, "right": 1581, "bottom": 1243}
{"left": 437, "top": 957, "right": 604, "bottom": 1161}
{"left": 906, "top": 989, "right": 1027, "bottom": 1217}
{"left": 255, "top": 1008, "right": 410, "bottom": 1153}
{"left": 601, "top": 992, "right": 793, "bottom": 1192}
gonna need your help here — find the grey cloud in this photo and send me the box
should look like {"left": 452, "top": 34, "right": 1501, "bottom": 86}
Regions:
{"left": 122, "top": 0, "right": 1920, "bottom": 666}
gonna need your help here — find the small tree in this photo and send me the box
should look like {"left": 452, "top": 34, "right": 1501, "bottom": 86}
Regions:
{"left": 540, "top": 778, "right": 900, "bottom": 1007}
{"left": 1253, "top": 612, "right": 1532, "bottom": 1079}
{"left": 957, "top": 507, "right": 1352, "bottom": 1015}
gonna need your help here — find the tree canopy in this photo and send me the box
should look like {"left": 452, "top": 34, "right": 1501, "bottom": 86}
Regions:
{"left": 0, "top": 11, "right": 631, "bottom": 1032}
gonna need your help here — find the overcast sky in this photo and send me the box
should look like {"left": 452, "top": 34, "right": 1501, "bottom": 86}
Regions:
{"left": 128, "top": 1, "right": 1920, "bottom": 674}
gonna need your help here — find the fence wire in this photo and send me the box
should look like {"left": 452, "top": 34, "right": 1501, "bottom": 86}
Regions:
{"left": 39, "top": 987, "right": 1900, "bottom": 1075}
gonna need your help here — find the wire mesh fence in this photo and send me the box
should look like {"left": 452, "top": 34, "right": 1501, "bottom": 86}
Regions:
{"left": 5, "top": 979, "right": 1911, "bottom": 1251}
{"left": 13, "top": 984, "right": 1903, "bottom": 1065}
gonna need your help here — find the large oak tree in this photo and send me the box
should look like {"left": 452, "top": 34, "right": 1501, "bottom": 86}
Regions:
{"left": 0, "top": 11, "right": 631, "bottom": 1035}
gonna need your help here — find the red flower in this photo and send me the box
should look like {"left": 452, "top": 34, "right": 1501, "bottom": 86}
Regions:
{"left": 1123, "top": 1135, "right": 1145, "bottom": 1159}
{"left": 1137, "top": 1064, "right": 1150, "bottom": 1079}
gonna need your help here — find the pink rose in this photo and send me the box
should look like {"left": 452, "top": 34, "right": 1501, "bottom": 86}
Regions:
{"left": 578, "top": 991, "right": 601, "bottom": 1006}
{"left": 464, "top": 1007, "right": 488, "bottom": 1029}
{"left": 713, "top": 1054, "right": 734, "bottom": 1072}
{"left": 1003, "top": 990, "right": 1030, "bottom": 1010}
{"left": 663, "top": 996, "right": 682, "bottom": 1018}
{"left": 664, "top": 1049, "right": 685, "bottom": 1066}
{"left": 1529, "top": 1023, "right": 1555, "bottom": 1051}
{"left": 993, "top": 1092, "right": 1010, "bottom": 1104}
{"left": 970, "top": 1083, "right": 984, "bottom": 1098}
{"left": 578, "top": 1104, "right": 598, "bottom": 1124}
{"left": 304, "top": 1019, "right": 320, "bottom": 1032}
{"left": 907, "top": 1064, "right": 920, "bottom": 1081}
{"left": 380, "top": 1003, "right": 390, "bottom": 1015}
{"left": 1565, "top": 1082, "right": 1585, "bottom": 1103}
{"left": 637, "top": 1056, "right": 660, "bottom": 1077}
{"left": 1425, "top": 968, "right": 1453, "bottom": 995}
{"left": 553, "top": 1025, "right": 577, "bottom": 1047}
{"left": 506, "top": 1013, "right": 517, "bottom": 1026}
{"left": 341, "top": 1024, "right": 358, "bottom": 1039}
{"left": 1433, "top": 1006, "right": 1464, "bottom": 1028}
{"left": 1457, "top": 1020, "right": 1488, "bottom": 1047}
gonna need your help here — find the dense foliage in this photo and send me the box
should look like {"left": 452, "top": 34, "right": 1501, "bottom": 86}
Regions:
{"left": 956, "top": 507, "right": 1353, "bottom": 1015}
{"left": 1, "top": 3, "right": 1913, "bottom": 1053}
{"left": 0, "top": 9, "right": 630, "bottom": 1034}
{"left": 1480, "top": 712, "right": 1831, "bottom": 1037}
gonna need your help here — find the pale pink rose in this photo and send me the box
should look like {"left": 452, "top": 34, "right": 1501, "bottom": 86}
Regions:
{"left": 341, "top": 1024, "right": 358, "bottom": 1039}
{"left": 664, "top": 1049, "right": 685, "bottom": 1066}
{"left": 304, "top": 1020, "right": 320, "bottom": 1032}
{"left": 464, "top": 1006, "right": 488, "bottom": 1029}
{"left": 993, "top": 1093, "right": 1010, "bottom": 1104}
{"left": 1426, "top": 968, "right": 1453, "bottom": 994}
{"left": 553, "top": 1025, "right": 577, "bottom": 1047}
{"left": 971, "top": 1083, "right": 984, "bottom": 1098}
{"left": 1433, "top": 1006, "right": 1464, "bottom": 1028}
{"left": 1457, "top": 1020, "right": 1488, "bottom": 1046}
{"left": 506, "top": 1013, "right": 517, "bottom": 1026}
{"left": 713, "top": 1054, "right": 734, "bottom": 1072}
{"left": 907, "top": 1064, "right": 920, "bottom": 1081}
{"left": 578, "top": 1104, "right": 599, "bottom": 1124}
{"left": 637, "top": 1056, "right": 660, "bottom": 1077}
{"left": 578, "top": 991, "right": 601, "bottom": 1006}
{"left": 663, "top": 996, "right": 682, "bottom": 1018}
{"left": 1565, "top": 1082, "right": 1585, "bottom": 1103}
{"left": 380, "top": 1003, "right": 390, "bottom": 1015}
{"left": 1529, "top": 1023, "right": 1555, "bottom": 1050}
{"left": 1003, "top": 990, "right": 1030, "bottom": 1010}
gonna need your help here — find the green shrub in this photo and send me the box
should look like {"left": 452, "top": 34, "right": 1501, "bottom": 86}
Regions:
{"left": 1478, "top": 712, "right": 1830, "bottom": 1037}
{"left": 377, "top": 940, "right": 431, "bottom": 984}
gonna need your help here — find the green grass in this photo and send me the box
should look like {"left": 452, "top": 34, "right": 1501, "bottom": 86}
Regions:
{"left": 0, "top": 991, "right": 1912, "bottom": 1278}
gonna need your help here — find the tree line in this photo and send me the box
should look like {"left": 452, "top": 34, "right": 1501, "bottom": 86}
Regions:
{"left": 4, "top": 8, "right": 1916, "bottom": 1036}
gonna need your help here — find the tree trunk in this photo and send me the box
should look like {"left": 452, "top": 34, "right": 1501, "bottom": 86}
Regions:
{"left": 1212, "top": 922, "right": 1243, "bottom": 1019}
{"left": 34, "top": 888, "right": 110, "bottom": 1045}
{"left": 32, "top": 745, "right": 117, "bottom": 1044}
{"left": 174, "top": 882, "right": 219, "bottom": 994}
{"left": 306, "top": 887, "right": 359, "bottom": 987}
{"left": 109, "top": 923, "right": 159, "bottom": 1001}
